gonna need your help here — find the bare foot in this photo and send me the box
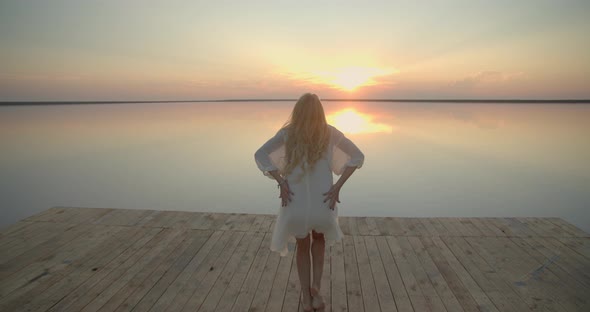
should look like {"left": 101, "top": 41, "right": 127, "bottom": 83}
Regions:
{"left": 302, "top": 290, "right": 313, "bottom": 312}
{"left": 310, "top": 287, "right": 325, "bottom": 310}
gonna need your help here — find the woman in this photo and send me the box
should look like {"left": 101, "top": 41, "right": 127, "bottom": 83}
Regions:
{"left": 254, "top": 93, "right": 364, "bottom": 311}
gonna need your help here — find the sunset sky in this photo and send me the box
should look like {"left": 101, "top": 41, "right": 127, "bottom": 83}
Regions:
{"left": 1, "top": 0, "right": 589, "bottom": 101}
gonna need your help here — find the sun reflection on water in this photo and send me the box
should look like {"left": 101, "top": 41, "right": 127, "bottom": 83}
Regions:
{"left": 327, "top": 108, "right": 393, "bottom": 134}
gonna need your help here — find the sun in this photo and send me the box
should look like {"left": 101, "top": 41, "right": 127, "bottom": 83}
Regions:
{"left": 310, "top": 66, "right": 396, "bottom": 91}
{"left": 327, "top": 108, "right": 393, "bottom": 134}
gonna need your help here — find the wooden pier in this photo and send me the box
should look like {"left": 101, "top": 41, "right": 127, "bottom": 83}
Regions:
{"left": 0, "top": 207, "right": 588, "bottom": 311}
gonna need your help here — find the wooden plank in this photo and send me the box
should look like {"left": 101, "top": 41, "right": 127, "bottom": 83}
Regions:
{"left": 386, "top": 236, "right": 430, "bottom": 312}
{"left": 198, "top": 232, "right": 256, "bottom": 312}
{"left": 516, "top": 218, "right": 550, "bottom": 237}
{"left": 353, "top": 235, "right": 380, "bottom": 311}
{"left": 557, "top": 237, "right": 590, "bottom": 259}
{"left": 365, "top": 217, "right": 380, "bottom": 236}
{"left": 264, "top": 247, "right": 295, "bottom": 312}
{"left": 0, "top": 222, "right": 71, "bottom": 264}
{"left": 546, "top": 218, "right": 589, "bottom": 238}
{"left": 190, "top": 212, "right": 215, "bottom": 230}
{"left": 19, "top": 206, "right": 64, "bottom": 223}
{"left": 397, "top": 218, "right": 416, "bottom": 236}
{"left": 235, "top": 213, "right": 258, "bottom": 231}
{"left": 102, "top": 229, "right": 202, "bottom": 312}
{"left": 248, "top": 237, "right": 282, "bottom": 312}
{"left": 338, "top": 217, "right": 351, "bottom": 235}
{"left": 441, "top": 237, "right": 532, "bottom": 312}
{"left": 374, "top": 236, "right": 413, "bottom": 312}
{"left": 409, "top": 218, "right": 431, "bottom": 237}
{"left": 436, "top": 218, "right": 461, "bottom": 237}
{"left": 0, "top": 224, "right": 121, "bottom": 299}
{"left": 107, "top": 230, "right": 210, "bottom": 312}
{"left": 160, "top": 211, "right": 190, "bottom": 228}
{"left": 510, "top": 237, "right": 589, "bottom": 311}
{"left": 364, "top": 236, "right": 397, "bottom": 311}
{"left": 213, "top": 232, "right": 265, "bottom": 312}
{"left": 457, "top": 218, "right": 484, "bottom": 237}
{"left": 418, "top": 218, "right": 440, "bottom": 237}
{"left": 386, "top": 218, "right": 406, "bottom": 236}
{"left": 279, "top": 244, "right": 302, "bottom": 312}
{"left": 374, "top": 217, "right": 391, "bottom": 235}
{"left": 343, "top": 235, "right": 363, "bottom": 311}
{"left": 230, "top": 232, "right": 273, "bottom": 312}
{"left": 0, "top": 221, "right": 36, "bottom": 239}
{"left": 396, "top": 236, "right": 447, "bottom": 312}
{"left": 30, "top": 207, "right": 81, "bottom": 223}
{"left": 2, "top": 208, "right": 589, "bottom": 312}
{"left": 92, "top": 209, "right": 154, "bottom": 226}
{"left": 466, "top": 236, "right": 569, "bottom": 312}
{"left": 42, "top": 227, "right": 163, "bottom": 312}
{"left": 0, "top": 226, "right": 144, "bottom": 312}
{"left": 468, "top": 218, "right": 501, "bottom": 237}
{"left": 0, "top": 223, "right": 98, "bottom": 280}
{"left": 532, "top": 218, "right": 576, "bottom": 238}
{"left": 447, "top": 219, "right": 471, "bottom": 237}
{"left": 497, "top": 218, "right": 537, "bottom": 238}
{"left": 430, "top": 237, "right": 500, "bottom": 312}
{"left": 179, "top": 231, "right": 246, "bottom": 311}
{"left": 211, "top": 213, "right": 234, "bottom": 230}
{"left": 418, "top": 236, "right": 491, "bottom": 312}
{"left": 63, "top": 208, "right": 115, "bottom": 225}
{"left": 330, "top": 240, "right": 348, "bottom": 312}
{"left": 219, "top": 213, "right": 240, "bottom": 231}
{"left": 484, "top": 218, "right": 514, "bottom": 237}
{"left": 357, "top": 217, "right": 370, "bottom": 236}
{"left": 426, "top": 218, "right": 450, "bottom": 237}
{"left": 146, "top": 230, "right": 223, "bottom": 311}
{"left": 407, "top": 236, "right": 464, "bottom": 311}
{"left": 248, "top": 215, "right": 266, "bottom": 232}
{"left": 259, "top": 215, "right": 275, "bottom": 233}
{"left": 163, "top": 230, "right": 235, "bottom": 311}
{"left": 44, "top": 227, "right": 182, "bottom": 312}
{"left": 181, "top": 212, "right": 206, "bottom": 229}
{"left": 135, "top": 210, "right": 166, "bottom": 227}
{"left": 524, "top": 237, "right": 590, "bottom": 288}
{"left": 0, "top": 221, "right": 59, "bottom": 251}
{"left": 78, "top": 228, "right": 190, "bottom": 312}
{"left": 347, "top": 218, "right": 360, "bottom": 236}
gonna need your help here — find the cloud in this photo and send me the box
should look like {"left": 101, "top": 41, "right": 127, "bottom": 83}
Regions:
{"left": 0, "top": 73, "right": 83, "bottom": 81}
{"left": 450, "top": 71, "right": 525, "bottom": 89}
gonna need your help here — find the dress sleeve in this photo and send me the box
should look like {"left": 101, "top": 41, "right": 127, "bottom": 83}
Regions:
{"left": 330, "top": 126, "right": 365, "bottom": 175}
{"left": 254, "top": 129, "right": 287, "bottom": 179}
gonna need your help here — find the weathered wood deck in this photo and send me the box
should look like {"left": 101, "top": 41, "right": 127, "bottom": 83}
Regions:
{"left": 0, "top": 207, "right": 588, "bottom": 312}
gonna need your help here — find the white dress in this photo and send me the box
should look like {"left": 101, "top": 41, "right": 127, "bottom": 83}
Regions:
{"left": 254, "top": 125, "right": 365, "bottom": 256}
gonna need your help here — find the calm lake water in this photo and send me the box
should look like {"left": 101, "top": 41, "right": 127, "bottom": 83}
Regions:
{"left": 1, "top": 101, "right": 589, "bottom": 232}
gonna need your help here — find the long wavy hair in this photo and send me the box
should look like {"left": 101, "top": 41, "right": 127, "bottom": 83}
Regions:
{"left": 281, "top": 93, "right": 330, "bottom": 177}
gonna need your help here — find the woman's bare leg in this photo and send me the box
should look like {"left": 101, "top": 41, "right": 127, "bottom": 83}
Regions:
{"left": 296, "top": 234, "right": 312, "bottom": 309}
{"left": 310, "top": 230, "right": 325, "bottom": 292}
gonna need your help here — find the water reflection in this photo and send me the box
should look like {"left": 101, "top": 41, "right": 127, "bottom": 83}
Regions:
{"left": 0, "top": 102, "right": 588, "bottom": 233}
{"left": 327, "top": 108, "right": 393, "bottom": 134}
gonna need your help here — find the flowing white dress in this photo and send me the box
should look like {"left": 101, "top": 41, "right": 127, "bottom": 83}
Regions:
{"left": 254, "top": 125, "right": 364, "bottom": 256}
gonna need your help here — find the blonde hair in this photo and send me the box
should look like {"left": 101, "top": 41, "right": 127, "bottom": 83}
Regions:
{"left": 282, "top": 93, "right": 330, "bottom": 177}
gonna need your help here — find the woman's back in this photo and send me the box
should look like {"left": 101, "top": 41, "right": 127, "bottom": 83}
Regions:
{"left": 255, "top": 124, "right": 364, "bottom": 255}
{"left": 254, "top": 93, "right": 364, "bottom": 311}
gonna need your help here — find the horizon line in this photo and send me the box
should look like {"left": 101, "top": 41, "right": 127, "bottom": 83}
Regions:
{"left": 1, "top": 98, "right": 589, "bottom": 106}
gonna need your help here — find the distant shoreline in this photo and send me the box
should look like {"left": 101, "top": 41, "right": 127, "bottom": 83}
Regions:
{"left": 1, "top": 99, "right": 589, "bottom": 106}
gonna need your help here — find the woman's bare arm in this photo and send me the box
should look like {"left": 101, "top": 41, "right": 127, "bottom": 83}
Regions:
{"left": 323, "top": 166, "right": 358, "bottom": 210}
{"left": 268, "top": 170, "right": 294, "bottom": 207}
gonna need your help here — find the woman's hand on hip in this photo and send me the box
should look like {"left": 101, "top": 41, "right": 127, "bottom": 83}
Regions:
{"left": 279, "top": 180, "right": 294, "bottom": 207}
{"left": 323, "top": 184, "right": 341, "bottom": 210}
